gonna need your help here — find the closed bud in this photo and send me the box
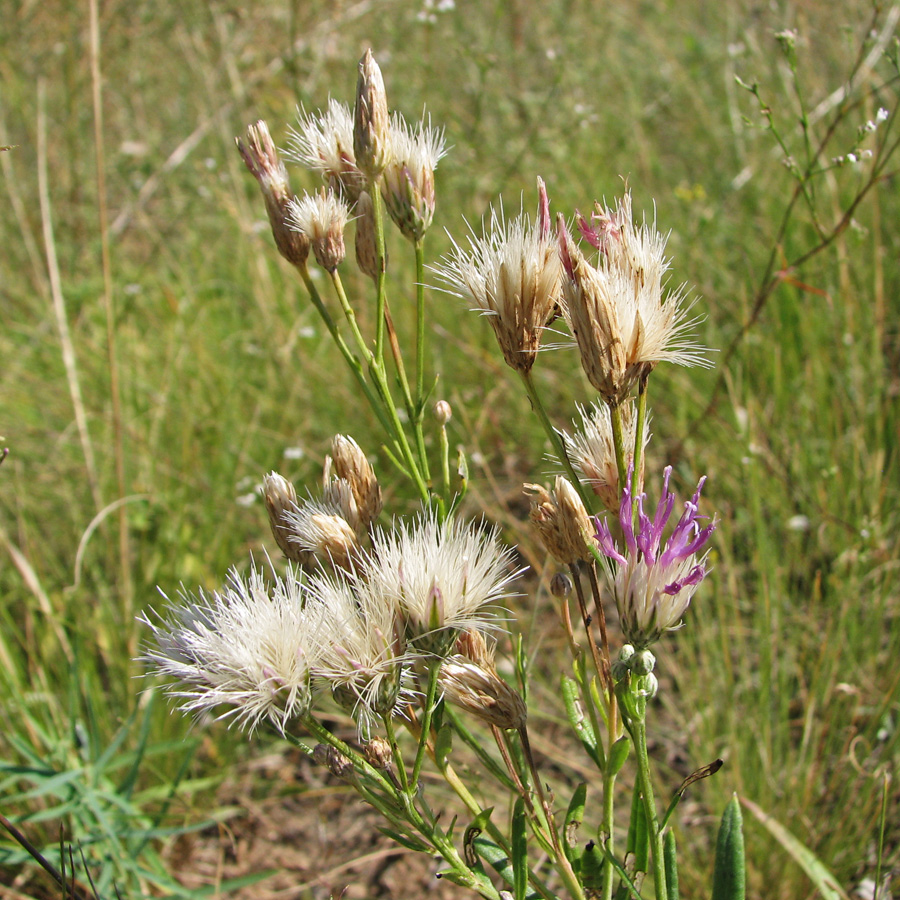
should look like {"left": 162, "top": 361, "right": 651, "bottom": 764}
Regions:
{"left": 236, "top": 121, "right": 310, "bottom": 268}
{"left": 363, "top": 736, "right": 393, "bottom": 769}
{"left": 550, "top": 572, "right": 573, "bottom": 599}
{"left": 525, "top": 476, "right": 592, "bottom": 565}
{"left": 439, "top": 655, "right": 527, "bottom": 731}
{"left": 262, "top": 472, "right": 307, "bottom": 563}
{"left": 353, "top": 49, "right": 390, "bottom": 180}
{"left": 313, "top": 743, "right": 353, "bottom": 778}
{"left": 433, "top": 400, "right": 452, "bottom": 425}
{"left": 329, "top": 435, "right": 383, "bottom": 531}
{"left": 354, "top": 191, "right": 382, "bottom": 280}
{"left": 286, "top": 501, "right": 362, "bottom": 571}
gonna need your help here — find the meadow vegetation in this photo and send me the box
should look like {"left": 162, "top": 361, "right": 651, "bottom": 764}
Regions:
{"left": 1, "top": 1, "right": 898, "bottom": 898}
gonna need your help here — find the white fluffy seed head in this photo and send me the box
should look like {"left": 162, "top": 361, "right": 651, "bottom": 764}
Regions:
{"left": 141, "top": 564, "right": 315, "bottom": 733}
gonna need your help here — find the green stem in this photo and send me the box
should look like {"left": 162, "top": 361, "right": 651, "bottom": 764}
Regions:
{"left": 415, "top": 237, "right": 427, "bottom": 404}
{"left": 371, "top": 184, "right": 388, "bottom": 365}
{"left": 298, "top": 264, "right": 392, "bottom": 438}
{"left": 411, "top": 662, "right": 441, "bottom": 789}
{"left": 632, "top": 379, "right": 649, "bottom": 499}
{"left": 383, "top": 713, "right": 412, "bottom": 798}
{"left": 608, "top": 402, "right": 628, "bottom": 497}
{"left": 328, "top": 269, "right": 430, "bottom": 502}
{"left": 439, "top": 418, "right": 451, "bottom": 505}
{"left": 519, "top": 725, "right": 586, "bottom": 900}
{"left": 520, "top": 370, "right": 592, "bottom": 509}
{"left": 628, "top": 712, "right": 667, "bottom": 900}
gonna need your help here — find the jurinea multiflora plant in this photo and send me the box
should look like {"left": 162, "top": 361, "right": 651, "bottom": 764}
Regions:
{"left": 149, "top": 48, "right": 730, "bottom": 900}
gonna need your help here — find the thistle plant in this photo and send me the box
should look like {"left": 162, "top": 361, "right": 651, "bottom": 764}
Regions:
{"left": 145, "top": 50, "right": 747, "bottom": 900}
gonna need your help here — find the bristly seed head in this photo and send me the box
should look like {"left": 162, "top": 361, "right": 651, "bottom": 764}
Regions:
{"left": 140, "top": 564, "right": 316, "bottom": 733}
{"left": 381, "top": 112, "right": 447, "bottom": 241}
{"left": 286, "top": 188, "right": 350, "bottom": 272}
{"left": 561, "top": 400, "right": 650, "bottom": 513}
{"left": 360, "top": 513, "right": 521, "bottom": 656}
{"left": 558, "top": 193, "right": 711, "bottom": 405}
{"left": 432, "top": 179, "right": 562, "bottom": 374}
{"left": 286, "top": 100, "right": 366, "bottom": 203}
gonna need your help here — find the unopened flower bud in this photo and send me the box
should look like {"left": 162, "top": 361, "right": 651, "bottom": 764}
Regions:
{"left": 286, "top": 502, "right": 361, "bottom": 571}
{"left": 525, "top": 477, "right": 593, "bottom": 565}
{"left": 354, "top": 191, "right": 382, "bottom": 280}
{"left": 353, "top": 49, "right": 390, "bottom": 180}
{"left": 262, "top": 472, "right": 306, "bottom": 563}
{"left": 550, "top": 572, "right": 573, "bottom": 599}
{"left": 439, "top": 655, "right": 527, "bottom": 731}
{"left": 313, "top": 743, "right": 353, "bottom": 778}
{"left": 433, "top": 400, "right": 452, "bottom": 425}
{"left": 236, "top": 121, "right": 310, "bottom": 268}
{"left": 558, "top": 216, "right": 628, "bottom": 405}
{"left": 363, "top": 736, "right": 393, "bottom": 769}
{"left": 329, "top": 435, "right": 383, "bottom": 530}
{"left": 286, "top": 189, "right": 349, "bottom": 272}
{"left": 631, "top": 649, "right": 656, "bottom": 676}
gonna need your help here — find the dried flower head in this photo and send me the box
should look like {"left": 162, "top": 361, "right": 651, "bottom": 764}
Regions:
{"left": 381, "top": 112, "right": 447, "bottom": 241}
{"left": 141, "top": 564, "right": 315, "bottom": 733}
{"left": 433, "top": 179, "right": 562, "bottom": 374}
{"left": 236, "top": 120, "right": 310, "bottom": 268}
{"left": 594, "top": 467, "right": 717, "bottom": 649}
{"left": 284, "top": 497, "right": 361, "bottom": 572}
{"left": 327, "top": 434, "right": 383, "bottom": 531}
{"left": 262, "top": 472, "right": 307, "bottom": 563}
{"left": 524, "top": 476, "right": 593, "bottom": 565}
{"left": 286, "top": 100, "right": 366, "bottom": 202}
{"left": 286, "top": 188, "right": 350, "bottom": 272}
{"left": 559, "top": 194, "right": 710, "bottom": 405}
{"left": 562, "top": 400, "right": 650, "bottom": 512}
{"left": 439, "top": 638, "right": 527, "bottom": 731}
{"left": 353, "top": 49, "right": 391, "bottom": 179}
{"left": 363, "top": 514, "right": 520, "bottom": 655}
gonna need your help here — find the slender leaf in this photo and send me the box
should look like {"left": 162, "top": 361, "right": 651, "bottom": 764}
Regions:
{"left": 740, "top": 797, "right": 849, "bottom": 900}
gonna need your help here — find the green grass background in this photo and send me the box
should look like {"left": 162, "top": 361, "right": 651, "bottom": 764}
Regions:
{"left": 1, "top": 0, "right": 898, "bottom": 897}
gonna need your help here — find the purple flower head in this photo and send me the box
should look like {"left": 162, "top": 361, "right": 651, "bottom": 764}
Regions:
{"left": 594, "top": 466, "right": 717, "bottom": 649}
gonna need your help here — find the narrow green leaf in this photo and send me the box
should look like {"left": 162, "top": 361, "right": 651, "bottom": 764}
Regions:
{"left": 664, "top": 829, "right": 679, "bottom": 900}
{"left": 512, "top": 797, "right": 528, "bottom": 900}
{"left": 626, "top": 781, "right": 649, "bottom": 876}
{"left": 711, "top": 795, "right": 745, "bottom": 900}
{"left": 740, "top": 796, "right": 850, "bottom": 900}
{"left": 564, "top": 782, "right": 587, "bottom": 867}
{"left": 561, "top": 675, "right": 604, "bottom": 769}
{"left": 378, "top": 827, "right": 431, "bottom": 854}
{"left": 608, "top": 735, "right": 630, "bottom": 776}
{"left": 434, "top": 721, "right": 453, "bottom": 767}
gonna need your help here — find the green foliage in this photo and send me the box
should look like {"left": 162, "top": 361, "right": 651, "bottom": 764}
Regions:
{"left": 712, "top": 796, "right": 745, "bottom": 900}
